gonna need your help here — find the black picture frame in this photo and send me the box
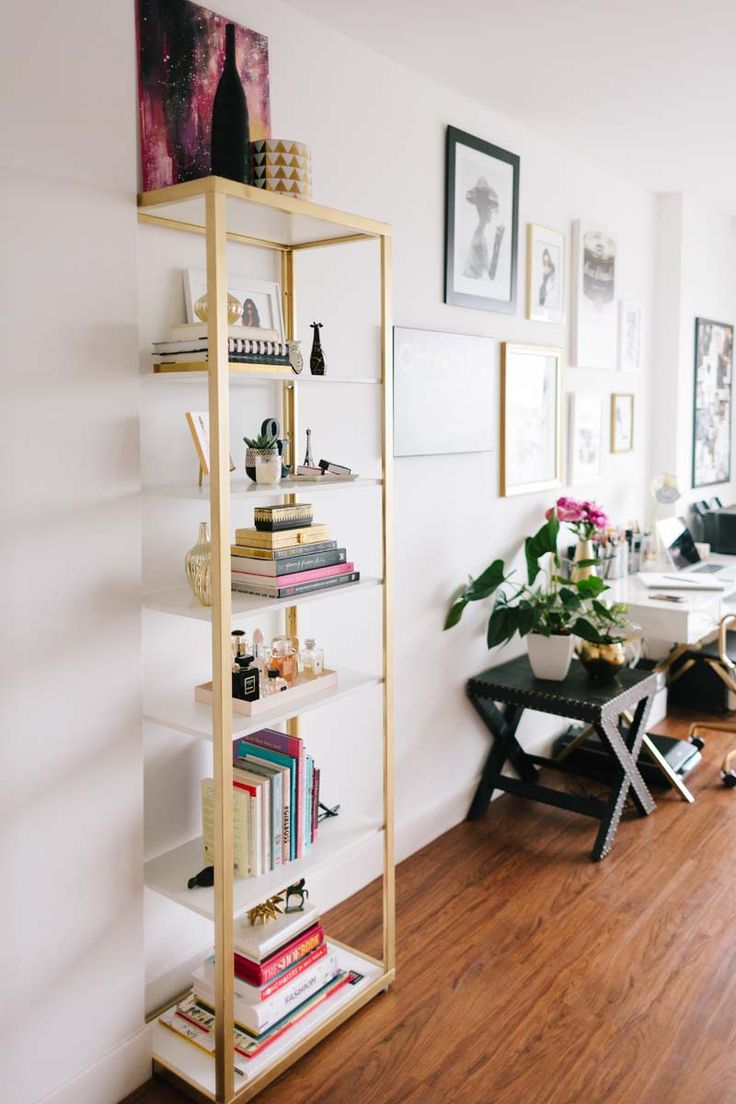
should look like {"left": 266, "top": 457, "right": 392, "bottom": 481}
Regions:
{"left": 444, "top": 125, "right": 519, "bottom": 314}
{"left": 692, "top": 316, "right": 734, "bottom": 489}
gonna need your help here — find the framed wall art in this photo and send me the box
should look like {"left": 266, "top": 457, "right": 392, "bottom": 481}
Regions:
{"left": 610, "top": 393, "right": 635, "bottom": 453}
{"left": 618, "top": 300, "right": 642, "bottom": 373}
{"left": 527, "top": 224, "right": 565, "bottom": 323}
{"left": 393, "top": 327, "right": 495, "bottom": 456}
{"left": 693, "top": 316, "right": 733, "bottom": 487}
{"left": 568, "top": 393, "right": 603, "bottom": 484}
{"left": 136, "top": 0, "right": 271, "bottom": 192}
{"left": 500, "top": 343, "right": 563, "bottom": 496}
{"left": 444, "top": 126, "right": 519, "bottom": 314}
{"left": 571, "top": 221, "right": 617, "bottom": 370}
{"left": 184, "top": 270, "right": 284, "bottom": 338}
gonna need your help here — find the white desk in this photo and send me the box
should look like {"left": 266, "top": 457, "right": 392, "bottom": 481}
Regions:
{"left": 608, "top": 555, "right": 736, "bottom": 646}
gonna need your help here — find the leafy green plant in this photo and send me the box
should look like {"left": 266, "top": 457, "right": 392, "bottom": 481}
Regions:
{"left": 571, "top": 601, "right": 635, "bottom": 644}
{"left": 244, "top": 432, "right": 279, "bottom": 450}
{"left": 444, "top": 513, "right": 611, "bottom": 648}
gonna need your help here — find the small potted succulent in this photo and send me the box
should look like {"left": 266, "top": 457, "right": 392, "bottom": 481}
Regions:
{"left": 444, "top": 512, "right": 607, "bottom": 681}
{"left": 244, "top": 431, "right": 281, "bottom": 485}
{"left": 547, "top": 496, "right": 609, "bottom": 581}
{"left": 571, "top": 601, "right": 640, "bottom": 680}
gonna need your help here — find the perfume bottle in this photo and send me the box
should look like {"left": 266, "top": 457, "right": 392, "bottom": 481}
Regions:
{"left": 232, "top": 655, "right": 260, "bottom": 702}
{"left": 232, "top": 628, "right": 249, "bottom": 661}
{"left": 300, "top": 638, "right": 324, "bottom": 679}
{"left": 262, "top": 667, "right": 288, "bottom": 696}
{"left": 270, "top": 635, "right": 299, "bottom": 686}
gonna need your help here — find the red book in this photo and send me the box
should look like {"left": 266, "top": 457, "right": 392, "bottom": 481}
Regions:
{"left": 234, "top": 923, "right": 324, "bottom": 987}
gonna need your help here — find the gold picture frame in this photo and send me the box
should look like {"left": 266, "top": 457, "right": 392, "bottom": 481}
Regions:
{"left": 610, "top": 392, "right": 635, "bottom": 453}
{"left": 500, "top": 343, "right": 563, "bottom": 496}
{"left": 526, "top": 223, "right": 566, "bottom": 323}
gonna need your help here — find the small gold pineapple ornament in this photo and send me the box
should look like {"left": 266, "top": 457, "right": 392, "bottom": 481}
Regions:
{"left": 247, "top": 893, "right": 285, "bottom": 927}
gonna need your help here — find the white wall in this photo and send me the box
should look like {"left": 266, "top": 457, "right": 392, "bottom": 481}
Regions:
{"left": 653, "top": 194, "right": 736, "bottom": 508}
{"left": 1, "top": 4, "right": 148, "bottom": 1104}
{"left": 9, "top": 0, "right": 720, "bottom": 1100}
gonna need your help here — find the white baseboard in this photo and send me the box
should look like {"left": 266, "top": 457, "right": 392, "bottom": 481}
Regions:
{"left": 33, "top": 1025, "right": 151, "bottom": 1104}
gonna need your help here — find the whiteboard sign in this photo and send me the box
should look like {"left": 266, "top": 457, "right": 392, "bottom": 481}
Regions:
{"left": 393, "top": 326, "right": 496, "bottom": 457}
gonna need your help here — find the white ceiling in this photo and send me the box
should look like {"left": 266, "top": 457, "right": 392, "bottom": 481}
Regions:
{"left": 285, "top": 0, "right": 736, "bottom": 216}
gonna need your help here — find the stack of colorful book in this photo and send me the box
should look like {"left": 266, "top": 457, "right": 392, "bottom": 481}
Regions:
{"left": 231, "top": 504, "right": 360, "bottom": 599}
{"left": 201, "top": 728, "right": 320, "bottom": 879}
{"left": 160, "top": 903, "right": 355, "bottom": 1063}
{"left": 151, "top": 323, "right": 302, "bottom": 371}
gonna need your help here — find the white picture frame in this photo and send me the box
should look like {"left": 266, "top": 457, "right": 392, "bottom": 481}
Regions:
{"left": 393, "top": 326, "right": 495, "bottom": 456}
{"left": 184, "top": 269, "right": 284, "bottom": 339}
{"left": 611, "top": 392, "right": 635, "bottom": 453}
{"left": 568, "top": 392, "right": 603, "bottom": 484}
{"left": 501, "top": 343, "right": 563, "bottom": 496}
{"left": 618, "top": 300, "right": 642, "bottom": 373}
{"left": 571, "top": 220, "right": 617, "bottom": 370}
{"left": 185, "top": 411, "right": 235, "bottom": 484}
{"left": 527, "top": 223, "right": 565, "bottom": 323}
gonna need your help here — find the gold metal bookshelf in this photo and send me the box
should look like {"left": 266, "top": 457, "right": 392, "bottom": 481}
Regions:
{"left": 138, "top": 176, "right": 394, "bottom": 1104}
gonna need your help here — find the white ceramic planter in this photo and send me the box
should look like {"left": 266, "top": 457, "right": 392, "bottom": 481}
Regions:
{"left": 527, "top": 633, "right": 574, "bottom": 681}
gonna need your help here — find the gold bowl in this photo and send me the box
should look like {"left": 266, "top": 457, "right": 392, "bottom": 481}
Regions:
{"left": 193, "top": 292, "right": 242, "bottom": 325}
{"left": 576, "top": 640, "right": 626, "bottom": 680}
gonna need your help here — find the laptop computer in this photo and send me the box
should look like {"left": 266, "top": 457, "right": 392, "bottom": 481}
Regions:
{"left": 637, "top": 517, "right": 735, "bottom": 590}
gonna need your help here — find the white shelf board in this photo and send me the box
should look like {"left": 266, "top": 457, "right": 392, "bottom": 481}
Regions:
{"left": 145, "top": 814, "right": 382, "bottom": 921}
{"left": 144, "top": 668, "right": 382, "bottom": 741}
{"left": 153, "top": 943, "right": 385, "bottom": 1096}
{"left": 143, "top": 577, "right": 382, "bottom": 621}
{"left": 142, "top": 476, "right": 381, "bottom": 500}
{"left": 141, "top": 370, "right": 381, "bottom": 386}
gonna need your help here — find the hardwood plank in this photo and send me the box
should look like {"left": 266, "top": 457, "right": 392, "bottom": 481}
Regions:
{"left": 125, "top": 709, "right": 736, "bottom": 1104}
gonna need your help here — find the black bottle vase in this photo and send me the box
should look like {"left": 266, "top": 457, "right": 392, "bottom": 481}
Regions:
{"left": 310, "top": 323, "right": 326, "bottom": 376}
{"left": 211, "top": 23, "right": 252, "bottom": 184}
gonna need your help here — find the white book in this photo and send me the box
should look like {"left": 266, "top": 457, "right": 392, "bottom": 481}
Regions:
{"left": 233, "top": 899, "right": 319, "bottom": 961}
{"left": 193, "top": 952, "right": 338, "bottom": 1034}
{"left": 238, "top": 756, "right": 283, "bottom": 868}
{"left": 170, "top": 323, "right": 279, "bottom": 342}
{"left": 200, "top": 779, "right": 252, "bottom": 878}
{"left": 233, "top": 767, "right": 268, "bottom": 875}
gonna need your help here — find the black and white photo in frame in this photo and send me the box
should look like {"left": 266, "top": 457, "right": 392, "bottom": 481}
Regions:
{"left": 618, "top": 300, "right": 642, "bottom": 373}
{"left": 568, "top": 393, "right": 603, "bottom": 484}
{"left": 572, "top": 221, "right": 617, "bottom": 370}
{"left": 693, "top": 316, "right": 733, "bottom": 487}
{"left": 527, "top": 223, "right": 565, "bottom": 323}
{"left": 445, "top": 126, "right": 519, "bottom": 314}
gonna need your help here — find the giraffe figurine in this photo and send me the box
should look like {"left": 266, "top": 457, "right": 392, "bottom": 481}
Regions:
{"left": 309, "top": 322, "right": 326, "bottom": 376}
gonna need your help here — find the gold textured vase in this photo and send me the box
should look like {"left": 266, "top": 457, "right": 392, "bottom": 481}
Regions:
{"left": 185, "top": 521, "right": 212, "bottom": 607}
{"left": 571, "top": 538, "right": 597, "bottom": 583}
{"left": 577, "top": 640, "right": 626, "bottom": 680}
{"left": 193, "top": 292, "right": 242, "bottom": 325}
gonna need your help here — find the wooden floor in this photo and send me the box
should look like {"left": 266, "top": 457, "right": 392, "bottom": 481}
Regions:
{"left": 126, "top": 709, "right": 736, "bottom": 1104}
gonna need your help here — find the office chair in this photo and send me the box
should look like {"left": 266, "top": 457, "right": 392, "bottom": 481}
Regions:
{"left": 687, "top": 612, "right": 736, "bottom": 788}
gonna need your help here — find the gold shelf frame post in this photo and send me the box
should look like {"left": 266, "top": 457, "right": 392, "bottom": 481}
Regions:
{"left": 281, "top": 247, "right": 299, "bottom": 741}
{"left": 379, "top": 233, "right": 395, "bottom": 973}
{"left": 206, "top": 188, "right": 235, "bottom": 1104}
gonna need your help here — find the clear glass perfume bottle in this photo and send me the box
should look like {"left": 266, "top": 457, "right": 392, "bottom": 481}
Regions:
{"left": 262, "top": 667, "right": 288, "bottom": 696}
{"left": 300, "top": 638, "right": 324, "bottom": 679}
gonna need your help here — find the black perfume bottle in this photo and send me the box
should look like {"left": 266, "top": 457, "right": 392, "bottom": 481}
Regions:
{"left": 232, "top": 655, "right": 260, "bottom": 702}
{"left": 309, "top": 323, "right": 326, "bottom": 375}
{"left": 211, "top": 23, "right": 252, "bottom": 184}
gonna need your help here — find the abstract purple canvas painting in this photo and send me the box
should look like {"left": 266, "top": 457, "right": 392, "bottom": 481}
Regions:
{"left": 136, "top": 0, "right": 271, "bottom": 192}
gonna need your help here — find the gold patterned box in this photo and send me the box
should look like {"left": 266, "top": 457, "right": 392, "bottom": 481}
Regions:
{"left": 250, "top": 139, "right": 312, "bottom": 197}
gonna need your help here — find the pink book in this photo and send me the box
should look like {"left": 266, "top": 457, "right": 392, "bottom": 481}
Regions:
{"left": 231, "top": 562, "right": 354, "bottom": 588}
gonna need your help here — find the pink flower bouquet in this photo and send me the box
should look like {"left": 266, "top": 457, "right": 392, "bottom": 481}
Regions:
{"left": 545, "top": 496, "right": 609, "bottom": 540}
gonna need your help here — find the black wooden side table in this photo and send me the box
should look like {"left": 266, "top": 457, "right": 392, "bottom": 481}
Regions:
{"left": 467, "top": 656, "right": 658, "bottom": 861}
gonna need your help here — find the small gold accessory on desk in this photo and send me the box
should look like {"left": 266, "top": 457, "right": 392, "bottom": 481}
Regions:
{"left": 248, "top": 893, "right": 285, "bottom": 926}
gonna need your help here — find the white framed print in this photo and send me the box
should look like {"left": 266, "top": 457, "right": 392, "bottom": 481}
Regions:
{"left": 618, "top": 300, "right": 642, "bottom": 372}
{"left": 393, "top": 326, "right": 495, "bottom": 457}
{"left": 568, "top": 393, "right": 603, "bottom": 484}
{"left": 611, "top": 392, "right": 635, "bottom": 453}
{"left": 184, "top": 269, "right": 284, "bottom": 339}
{"left": 500, "top": 343, "right": 563, "bottom": 496}
{"left": 527, "top": 224, "right": 565, "bottom": 323}
{"left": 571, "top": 221, "right": 617, "bottom": 370}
